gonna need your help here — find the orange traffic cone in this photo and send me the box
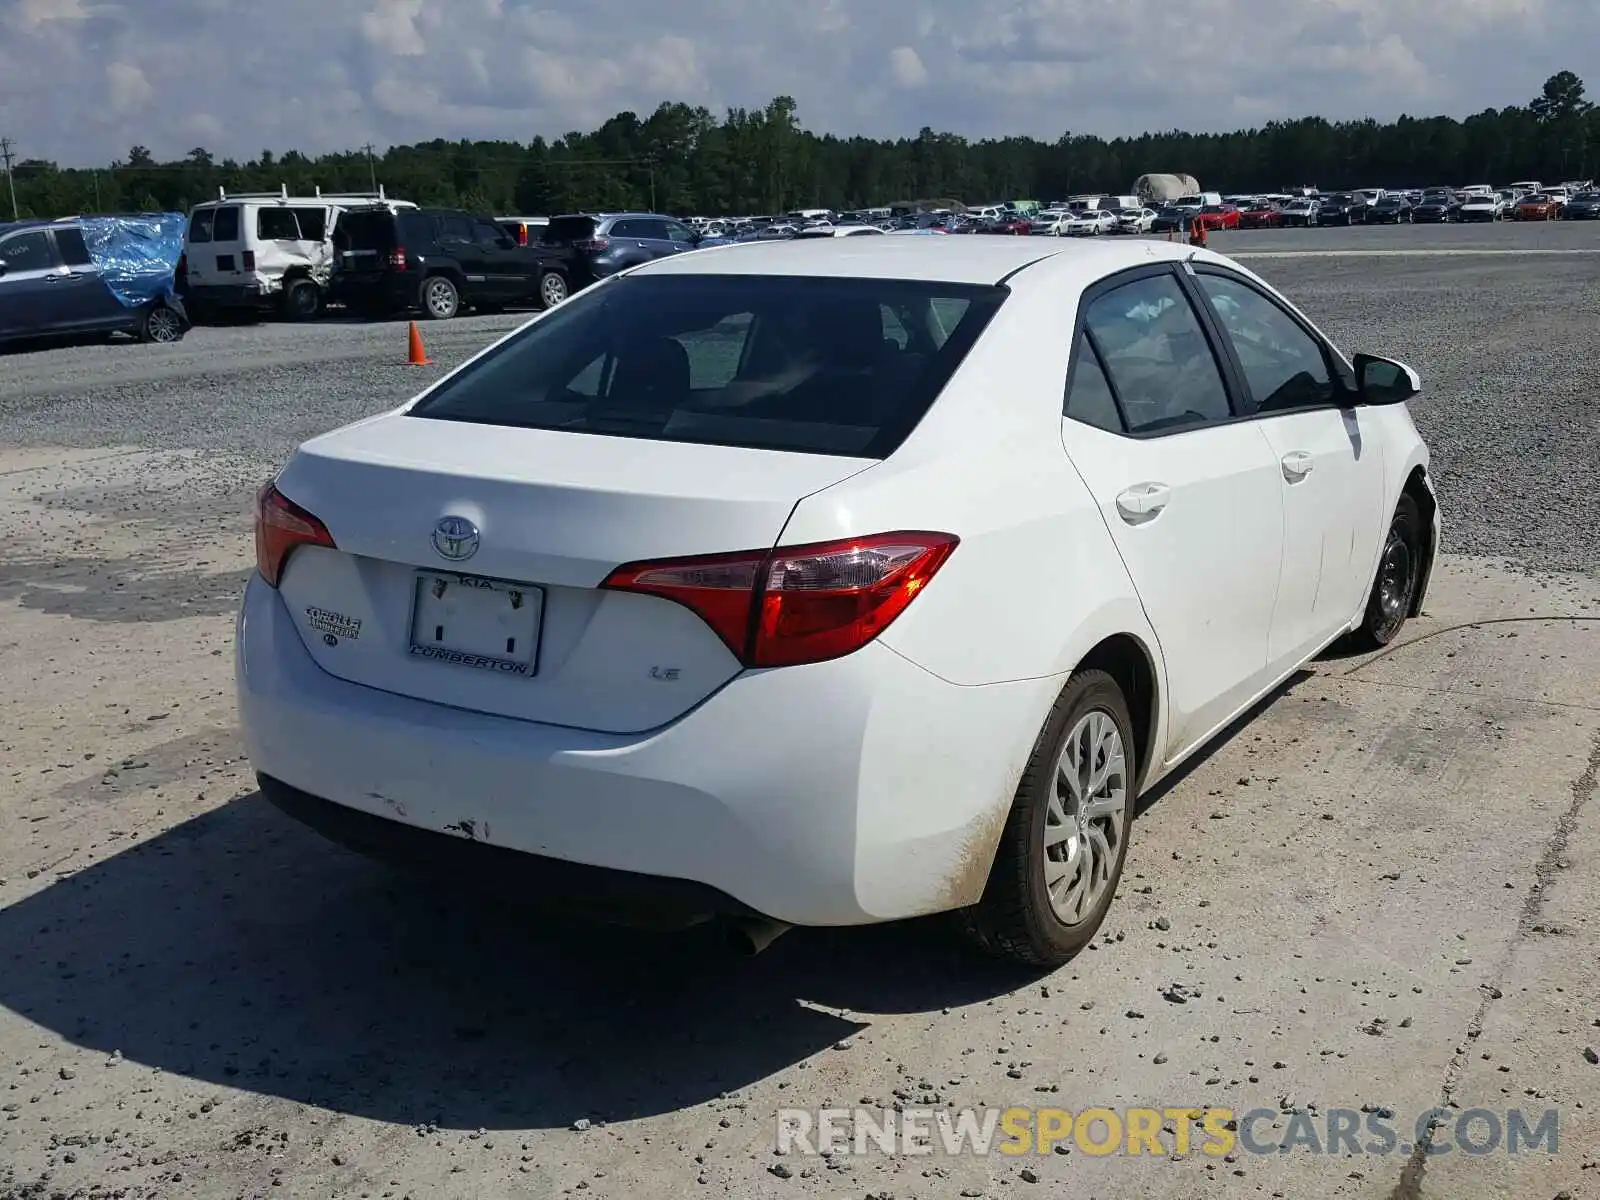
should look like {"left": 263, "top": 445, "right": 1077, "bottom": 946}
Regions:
{"left": 407, "top": 321, "right": 431, "bottom": 365}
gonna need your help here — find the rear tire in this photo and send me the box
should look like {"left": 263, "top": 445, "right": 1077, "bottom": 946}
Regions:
{"left": 421, "top": 275, "right": 460, "bottom": 320}
{"left": 960, "top": 669, "right": 1136, "bottom": 967}
{"left": 538, "top": 270, "right": 569, "bottom": 309}
{"left": 1350, "top": 493, "right": 1423, "bottom": 650}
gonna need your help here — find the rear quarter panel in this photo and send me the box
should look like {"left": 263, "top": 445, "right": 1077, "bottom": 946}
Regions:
{"left": 775, "top": 257, "right": 1164, "bottom": 693}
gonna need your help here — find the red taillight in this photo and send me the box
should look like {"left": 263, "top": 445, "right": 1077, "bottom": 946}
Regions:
{"left": 515, "top": 224, "right": 529, "bottom": 245}
{"left": 241, "top": 250, "right": 256, "bottom": 272}
{"left": 600, "top": 532, "right": 958, "bottom": 668}
{"left": 577, "top": 237, "right": 610, "bottom": 252}
{"left": 388, "top": 248, "right": 408, "bottom": 269}
{"left": 255, "top": 482, "right": 336, "bottom": 588}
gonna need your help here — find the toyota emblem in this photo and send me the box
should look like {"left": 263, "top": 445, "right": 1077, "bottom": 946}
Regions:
{"left": 431, "top": 515, "right": 480, "bottom": 562}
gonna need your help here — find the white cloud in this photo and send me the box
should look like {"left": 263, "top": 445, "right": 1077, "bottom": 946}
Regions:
{"left": 360, "top": 0, "right": 426, "bottom": 56}
{"left": 104, "top": 61, "right": 153, "bottom": 109}
{"left": 888, "top": 46, "right": 929, "bottom": 88}
{"left": 0, "top": 0, "right": 1592, "bottom": 164}
{"left": 18, "top": 0, "right": 92, "bottom": 27}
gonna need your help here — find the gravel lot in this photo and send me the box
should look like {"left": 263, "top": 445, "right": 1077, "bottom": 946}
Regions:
{"left": 3, "top": 225, "right": 1597, "bottom": 574}
{"left": 1, "top": 228, "right": 1598, "bottom": 1200}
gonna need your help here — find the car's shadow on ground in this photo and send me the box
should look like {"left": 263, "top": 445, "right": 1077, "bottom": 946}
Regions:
{"left": 0, "top": 793, "right": 1035, "bottom": 1131}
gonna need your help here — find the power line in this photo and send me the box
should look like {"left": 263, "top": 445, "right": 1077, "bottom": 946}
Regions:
{"left": 0, "top": 138, "right": 17, "bottom": 220}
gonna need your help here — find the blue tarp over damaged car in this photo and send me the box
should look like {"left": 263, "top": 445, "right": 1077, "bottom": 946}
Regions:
{"left": 0, "top": 213, "right": 189, "bottom": 347}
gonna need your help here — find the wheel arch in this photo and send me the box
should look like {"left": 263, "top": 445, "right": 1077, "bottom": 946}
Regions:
{"left": 1076, "top": 633, "right": 1161, "bottom": 792}
{"left": 1403, "top": 464, "right": 1439, "bottom": 616}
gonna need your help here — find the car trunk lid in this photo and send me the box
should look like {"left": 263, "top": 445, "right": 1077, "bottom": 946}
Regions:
{"left": 269, "top": 413, "right": 874, "bottom": 732}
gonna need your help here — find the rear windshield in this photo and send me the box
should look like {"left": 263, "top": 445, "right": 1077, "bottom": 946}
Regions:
{"left": 541, "top": 215, "right": 598, "bottom": 244}
{"left": 332, "top": 208, "right": 398, "bottom": 251}
{"left": 408, "top": 273, "right": 1007, "bottom": 458}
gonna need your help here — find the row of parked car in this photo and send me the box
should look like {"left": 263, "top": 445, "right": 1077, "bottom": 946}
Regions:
{"left": 1214, "top": 183, "right": 1600, "bottom": 228}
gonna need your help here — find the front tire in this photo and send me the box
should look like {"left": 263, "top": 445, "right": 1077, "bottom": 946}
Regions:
{"left": 1351, "top": 493, "right": 1423, "bottom": 649}
{"left": 961, "top": 669, "right": 1136, "bottom": 967}
{"left": 281, "top": 278, "right": 322, "bottom": 322}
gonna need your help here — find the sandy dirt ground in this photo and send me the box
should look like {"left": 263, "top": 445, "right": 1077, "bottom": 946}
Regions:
{"left": 0, "top": 442, "right": 1596, "bottom": 1200}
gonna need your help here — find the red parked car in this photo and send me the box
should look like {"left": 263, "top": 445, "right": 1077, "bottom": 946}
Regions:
{"left": 984, "top": 215, "right": 1033, "bottom": 235}
{"left": 1237, "top": 201, "right": 1283, "bottom": 229}
{"left": 1196, "top": 204, "right": 1241, "bottom": 231}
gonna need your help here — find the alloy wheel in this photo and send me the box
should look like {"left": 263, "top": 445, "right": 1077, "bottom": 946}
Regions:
{"left": 146, "top": 307, "right": 183, "bottom": 343}
{"left": 425, "top": 279, "right": 458, "bottom": 318}
{"left": 1043, "top": 710, "right": 1128, "bottom": 924}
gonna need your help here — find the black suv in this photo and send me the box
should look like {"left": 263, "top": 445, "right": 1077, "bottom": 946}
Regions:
{"left": 1315, "top": 193, "right": 1367, "bottom": 224}
{"left": 329, "top": 207, "right": 570, "bottom": 319}
{"left": 539, "top": 213, "right": 704, "bottom": 294}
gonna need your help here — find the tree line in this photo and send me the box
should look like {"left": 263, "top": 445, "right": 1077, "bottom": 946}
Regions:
{"left": 6, "top": 72, "right": 1594, "bottom": 221}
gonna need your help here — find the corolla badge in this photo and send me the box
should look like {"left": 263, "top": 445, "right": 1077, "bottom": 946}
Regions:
{"left": 431, "top": 515, "right": 480, "bottom": 562}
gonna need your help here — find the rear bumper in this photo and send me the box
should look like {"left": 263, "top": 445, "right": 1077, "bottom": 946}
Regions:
{"left": 259, "top": 774, "right": 760, "bottom": 926}
{"left": 329, "top": 272, "right": 419, "bottom": 310}
{"left": 236, "top": 573, "right": 1057, "bottom": 926}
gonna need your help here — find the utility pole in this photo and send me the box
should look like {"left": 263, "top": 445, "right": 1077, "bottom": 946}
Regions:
{"left": 361, "top": 143, "right": 378, "bottom": 192}
{"left": 0, "top": 138, "right": 18, "bottom": 220}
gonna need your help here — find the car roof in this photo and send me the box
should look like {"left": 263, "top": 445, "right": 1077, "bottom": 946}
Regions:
{"left": 628, "top": 235, "right": 1196, "bottom": 286}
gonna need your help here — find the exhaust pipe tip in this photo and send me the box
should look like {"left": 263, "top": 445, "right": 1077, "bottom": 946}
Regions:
{"left": 724, "top": 916, "right": 792, "bottom": 956}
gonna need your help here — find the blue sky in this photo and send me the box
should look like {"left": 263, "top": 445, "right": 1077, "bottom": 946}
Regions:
{"left": 2, "top": 0, "right": 1595, "bottom": 164}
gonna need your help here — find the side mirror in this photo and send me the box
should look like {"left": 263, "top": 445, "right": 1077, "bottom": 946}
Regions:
{"left": 1353, "top": 353, "right": 1420, "bottom": 406}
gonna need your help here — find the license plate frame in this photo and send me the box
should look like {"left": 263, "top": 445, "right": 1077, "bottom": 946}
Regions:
{"left": 408, "top": 569, "right": 544, "bottom": 677}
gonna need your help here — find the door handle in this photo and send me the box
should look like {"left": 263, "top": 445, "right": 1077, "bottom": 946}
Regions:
{"left": 1281, "top": 451, "right": 1315, "bottom": 481}
{"left": 1115, "top": 482, "right": 1171, "bottom": 521}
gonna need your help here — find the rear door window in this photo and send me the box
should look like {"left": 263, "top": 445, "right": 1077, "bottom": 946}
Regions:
{"left": 408, "top": 274, "right": 1007, "bottom": 458}
{"left": 288, "top": 207, "right": 327, "bottom": 241}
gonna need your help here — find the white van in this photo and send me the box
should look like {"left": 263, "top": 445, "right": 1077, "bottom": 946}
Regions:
{"left": 182, "top": 186, "right": 415, "bottom": 321}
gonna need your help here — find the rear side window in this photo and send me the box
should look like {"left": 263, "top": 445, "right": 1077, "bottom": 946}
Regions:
{"left": 397, "top": 212, "right": 436, "bottom": 245}
{"left": 408, "top": 274, "right": 1007, "bottom": 458}
{"left": 54, "top": 226, "right": 91, "bottom": 267}
{"left": 1082, "top": 273, "right": 1232, "bottom": 435}
{"left": 437, "top": 214, "right": 475, "bottom": 242}
{"left": 211, "top": 206, "right": 240, "bottom": 242}
{"left": 188, "top": 209, "right": 215, "bottom": 244}
{"left": 1063, "top": 337, "right": 1122, "bottom": 433}
{"left": 257, "top": 208, "right": 301, "bottom": 240}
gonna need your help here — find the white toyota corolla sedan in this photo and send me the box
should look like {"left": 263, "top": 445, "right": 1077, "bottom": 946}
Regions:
{"left": 237, "top": 236, "right": 1439, "bottom": 965}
